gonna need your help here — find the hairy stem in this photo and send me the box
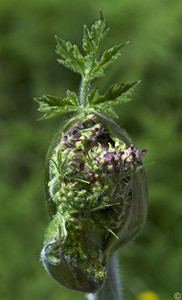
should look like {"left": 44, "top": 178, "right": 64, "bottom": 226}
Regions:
{"left": 79, "top": 75, "right": 90, "bottom": 107}
{"left": 86, "top": 255, "right": 122, "bottom": 300}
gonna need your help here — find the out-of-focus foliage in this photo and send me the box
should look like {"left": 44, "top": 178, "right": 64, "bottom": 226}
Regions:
{"left": 0, "top": 0, "right": 182, "bottom": 300}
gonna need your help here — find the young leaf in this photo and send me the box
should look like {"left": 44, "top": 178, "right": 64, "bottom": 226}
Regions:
{"left": 35, "top": 91, "right": 78, "bottom": 107}
{"left": 38, "top": 106, "right": 80, "bottom": 121}
{"left": 87, "top": 88, "right": 99, "bottom": 105}
{"left": 55, "top": 36, "right": 85, "bottom": 74}
{"left": 93, "top": 42, "right": 128, "bottom": 75}
{"left": 82, "top": 10, "right": 110, "bottom": 79}
{"left": 82, "top": 10, "right": 106, "bottom": 57}
{"left": 34, "top": 91, "right": 80, "bottom": 120}
{"left": 91, "top": 81, "right": 140, "bottom": 105}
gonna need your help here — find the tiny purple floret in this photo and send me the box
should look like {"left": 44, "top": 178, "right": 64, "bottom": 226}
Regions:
{"left": 117, "top": 152, "right": 124, "bottom": 159}
{"left": 91, "top": 136, "right": 96, "bottom": 143}
{"left": 100, "top": 129, "right": 108, "bottom": 137}
{"left": 73, "top": 156, "right": 81, "bottom": 160}
{"left": 64, "top": 142, "right": 72, "bottom": 147}
{"left": 94, "top": 156, "right": 101, "bottom": 162}
{"left": 138, "top": 149, "right": 147, "bottom": 158}
{"left": 70, "top": 139, "right": 81, "bottom": 143}
{"left": 112, "top": 160, "right": 118, "bottom": 168}
{"left": 104, "top": 152, "right": 116, "bottom": 162}
{"left": 73, "top": 133, "right": 81, "bottom": 139}
{"left": 63, "top": 135, "right": 68, "bottom": 141}
{"left": 74, "top": 148, "right": 83, "bottom": 153}
{"left": 124, "top": 156, "right": 129, "bottom": 164}
{"left": 70, "top": 161, "right": 78, "bottom": 166}
{"left": 130, "top": 144, "right": 137, "bottom": 151}
{"left": 79, "top": 162, "right": 85, "bottom": 171}
{"left": 91, "top": 128, "right": 99, "bottom": 133}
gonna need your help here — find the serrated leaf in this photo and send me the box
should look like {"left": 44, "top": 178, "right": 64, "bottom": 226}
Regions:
{"left": 92, "top": 81, "right": 140, "bottom": 105}
{"left": 82, "top": 11, "right": 106, "bottom": 56}
{"left": 65, "top": 90, "right": 79, "bottom": 106}
{"left": 34, "top": 90, "right": 80, "bottom": 120}
{"left": 87, "top": 88, "right": 99, "bottom": 105}
{"left": 35, "top": 90, "right": 78, "bottom": 107}
{"left": 55, "top": 36, "right": 85, "bottom": 74}
{"left": 82, "top": 10, "right": 110, "bottom": 79}
{"left": 38, "top": 106, "right": 80, "bottom": 120}
{"left": 93, "top": 42, "right": 127, "bottom": 74}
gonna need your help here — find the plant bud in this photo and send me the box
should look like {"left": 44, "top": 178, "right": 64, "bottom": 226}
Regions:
{"left": 41, "top": 113, "right": 148, "bottom": 292}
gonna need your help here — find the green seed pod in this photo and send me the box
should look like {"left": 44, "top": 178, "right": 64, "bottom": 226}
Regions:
{"left": 36, "top": 10, "right": 148, "bottom": 296}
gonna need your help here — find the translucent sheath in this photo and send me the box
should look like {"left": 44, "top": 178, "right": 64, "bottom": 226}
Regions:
{"left": 41, "top": 113, "right": 148, "bottom": 293}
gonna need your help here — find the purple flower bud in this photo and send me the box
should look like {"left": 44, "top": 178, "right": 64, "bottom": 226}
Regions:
{"left": 73, "top": 156, "right": 81, "bottom": 160}
{"left": 87, "top": 171, "right": 95, "bottom": 179}
{"left": 79, "top": 162, "right": 85, "bottom": 171}
{"left": 130, "top": 144, "right": 137, "bottom": 151}
{"left": 112, "top": 160, "right": 118, "bottom": 168}
{"left": 127, "top": 149, "right": 133, "bottom": 155}
{"left": 70, "top": 161, "right": 78, "bottom": 166}
{"left": 70, "top": 139, "right": 81, "bottom": 143}
{"left": 102, "top": 162, "right": 108, "bottom": 170}
{"left": 64, "top": 142, "right": 72, "bottom": 147}
{"left": 100, "top": 129, "right": 108, "bottom": 137}
{"left": 73, "top": 133, "right": 81, "bottom": 139}
{"left": 94, "top": 156, "right": 101, "bottom": 162}
{"left": 74, "top": 148, "right": 83, "bottom": 153}
{"left": 63, "top": 135, "right": 68, "bottom": 141}
{"left": 117, "top": 152, "right": 124, "bottom": 159}
{"left": 91, "top": 136, "right": 96, "bottom": 143}
{"left": 131, "top": 151, "right": 136, "bottom": 159}
{"left": 104, "top": 152, "right": 116, "bottom": 162}
{"left": 91, "top": 128, "right": 99, "bottom": 133}
{"left": 124, "top": 156, "right": 129, "bottom": 164}
{"left": 138, "top": 149, "right": 147, "bottom": 158}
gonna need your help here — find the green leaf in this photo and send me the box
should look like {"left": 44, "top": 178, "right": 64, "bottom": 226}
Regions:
{"left": 82, "top": 10, "right": 106, "bottom": 57}
{"left": 92, "top": 81, "right": 140, "bottom": 105}
{"left": 93, "top": 42, "right": 128, "bottom": 75}
{"left": 34, "top": 91, "right": 80, "bottom": 120}
{"left": 88, "top": 81, "right": 140, "bottom": 119}
{"left": 38, "top": 107, "right": 80, "bottom": 121}
{"left": 55, "top": 36, "right": 85, "bottom": 74}
{"left": 87, "top": 88, "right": 99, "bottom": 105}
{"left": 82, "top": 10, "right": 110, "bottom": 79}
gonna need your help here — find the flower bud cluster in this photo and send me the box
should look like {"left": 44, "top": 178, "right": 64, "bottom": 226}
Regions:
{"left": 49, "top": 115, "right": 146, "bottom": 214}
{"left": 42, "top": 115, "right": 147, "bottom": 292}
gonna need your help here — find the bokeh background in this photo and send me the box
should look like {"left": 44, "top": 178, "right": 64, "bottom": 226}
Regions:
{"left": 1, "top": 0, "right": 182, "bottom": 299}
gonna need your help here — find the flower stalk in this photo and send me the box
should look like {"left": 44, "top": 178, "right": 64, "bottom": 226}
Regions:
{"left": 86, "top": 255, "right": 122, "bottom": 300}
{"left": 80, "top": 75, "right": 90, "bottom": 107}
{"left": 35, "top": 10, "right": 148, "bottom": 300}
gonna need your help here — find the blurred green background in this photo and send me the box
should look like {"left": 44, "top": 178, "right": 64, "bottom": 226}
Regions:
{"left": 1, "top": 0, "right": 182, "bottom": 299}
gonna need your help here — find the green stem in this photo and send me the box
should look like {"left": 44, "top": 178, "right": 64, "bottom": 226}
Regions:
{"left": 86, "top": 255, "right": 122, "bottom": 300}
{"left": 79, "top": 75, "right": 90, "bottom": 108}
